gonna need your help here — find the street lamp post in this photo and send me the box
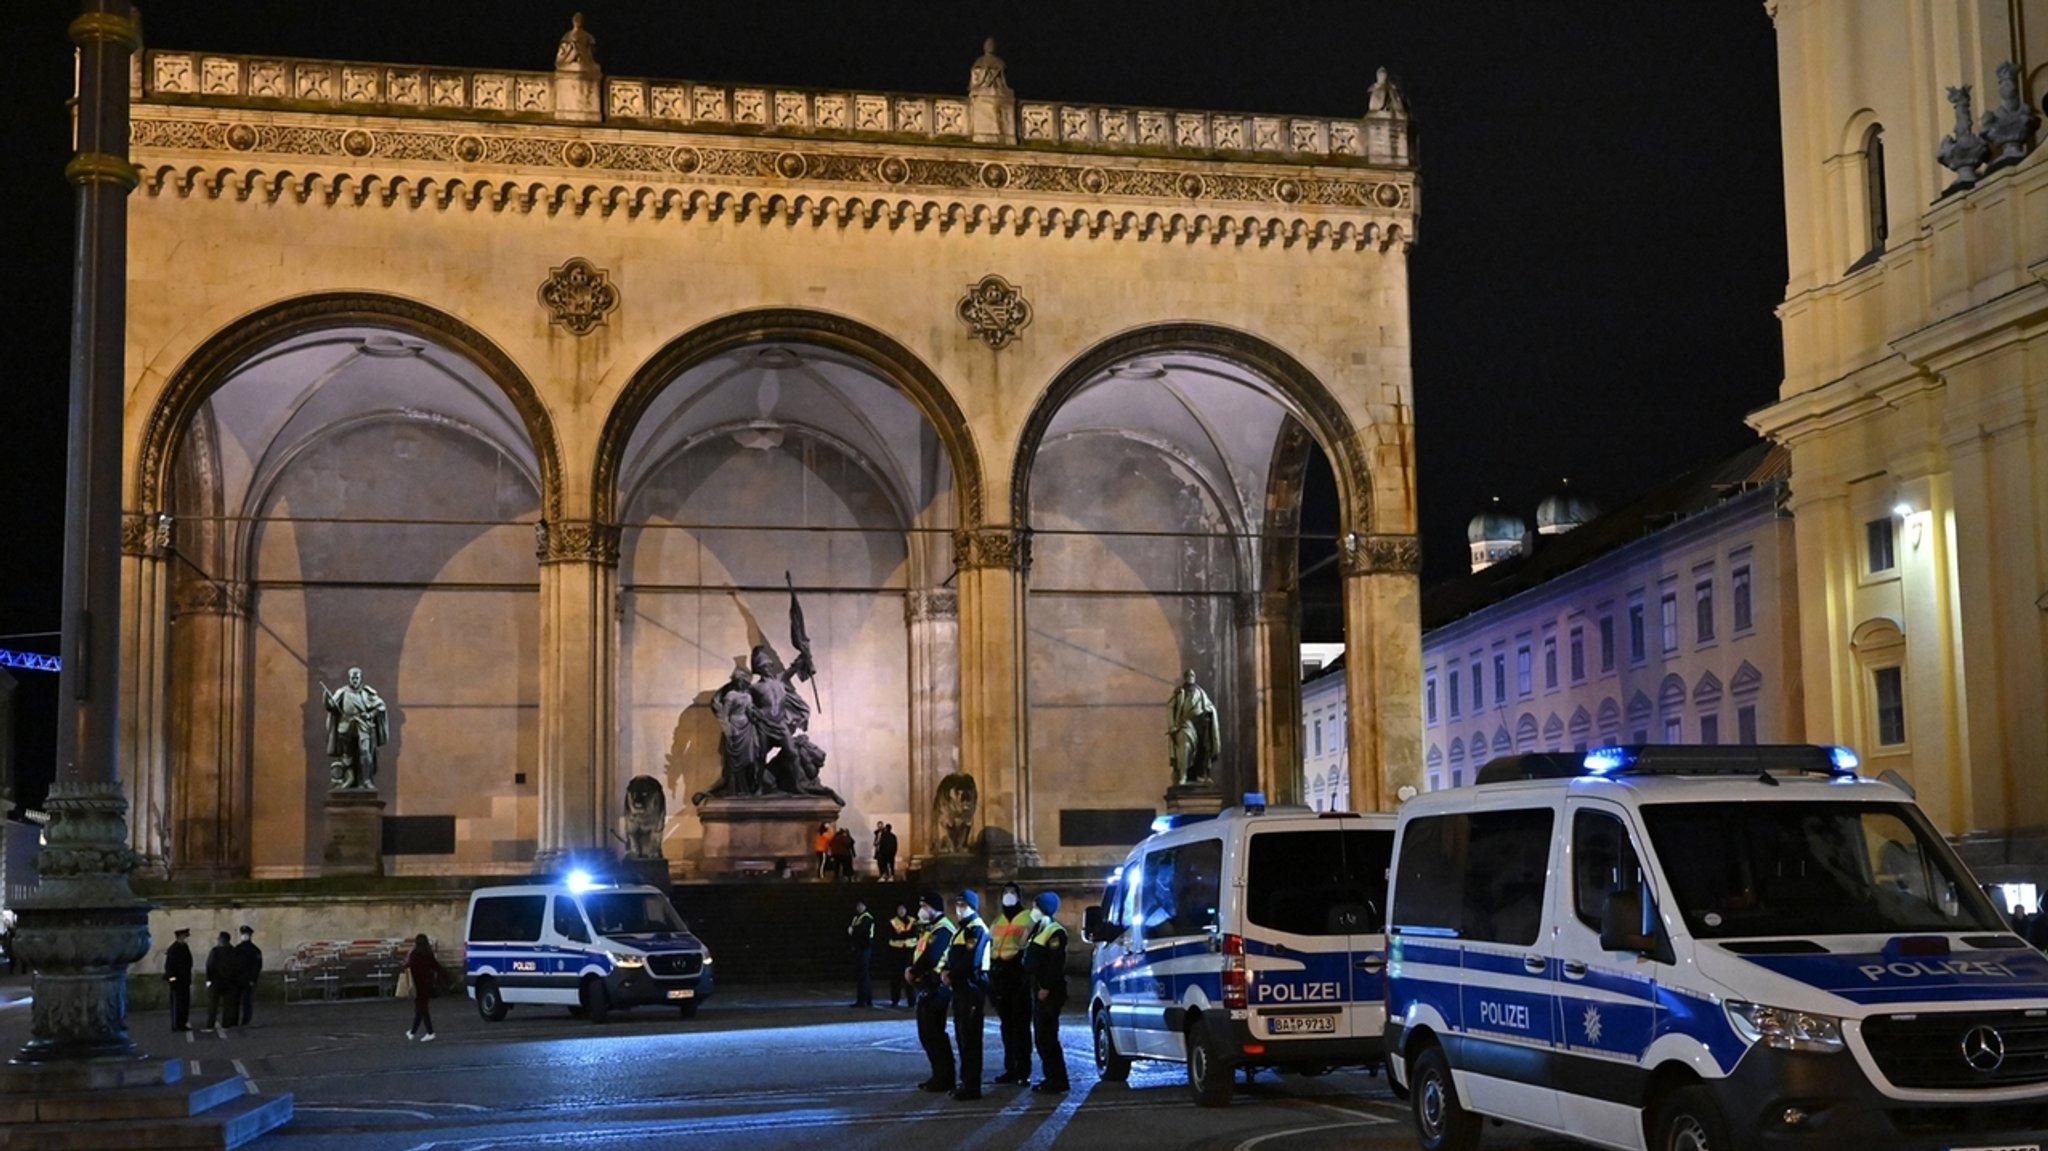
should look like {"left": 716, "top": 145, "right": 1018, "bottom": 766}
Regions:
{"left": 11, "top": 0, "right": 150, "bottom": 1063}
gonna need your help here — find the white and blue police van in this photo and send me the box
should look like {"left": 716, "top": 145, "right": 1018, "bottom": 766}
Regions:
{"left": 1385, "top": 744, "right": 2048, "bottom": 1151}
{"left": 464, "top": 873, "right": 714, "bottom": 1024}
{"left": 1082, "top": 796, "right": 1397, "bottom": 1106}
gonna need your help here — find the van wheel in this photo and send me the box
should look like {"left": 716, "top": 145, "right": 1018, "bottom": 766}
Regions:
{"left": 1185, "top": 1019, "right": 1234, "bottom": 1108}
{"left": 474, "top": 978, "right": 508, "bottom": 1023}
{"left": 1654, "top": 1086, "right": 1729, "bottom": 1151}
{"left": 582, "top": 977, "right": 611, "bottom": 1024}
{"left": 1092, "top": 1009, "right": 1131, "bottom": 1082}
{"left": 1410, "top": 1044, "right": 1479, "bottom": 1151}
{"left": 677, "top": 1000, "right": 698, "bottom": 1019}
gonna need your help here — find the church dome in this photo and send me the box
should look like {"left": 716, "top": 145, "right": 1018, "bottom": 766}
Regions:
{"left": 1535, "top": 484, "right": 1599, "bottom": 535}
{"left": 1467, "top": 505, "right": 1527, "bottom": 545}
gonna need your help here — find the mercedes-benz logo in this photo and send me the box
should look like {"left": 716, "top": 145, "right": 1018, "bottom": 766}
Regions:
{"left": 1961, "top": 1025, "right": 2007, "bottom": 1073}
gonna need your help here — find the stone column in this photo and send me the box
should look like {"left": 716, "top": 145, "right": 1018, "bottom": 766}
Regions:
{"left": 904, "top": 588, "right": 960, "bottom": 867}
{"left": 165, "top": 576, "right": 252, "bottom": 876}
{"left": 1242, "top": 588, "right": 1303, "bottom": 806}
{"left": 117, "top": 511, "right": 171, "bottom": 874}
{"left": 535, "top": 520, "right": 618, "bottom": 870}
{"left": 1339, "top": 532, "right": 1424, "bottom": 812}
{"left": 953, "top": 526, "right": 1034, "bottom": 872}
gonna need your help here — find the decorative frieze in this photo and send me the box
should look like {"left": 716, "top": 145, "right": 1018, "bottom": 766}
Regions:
{"left": 170, "top": 579, "right": 252, "bottom": 618}
{"left": 1339, "top": 532, "right": 1423, "bottom": 577}
{"left": 904, "top": 588, "right": 959, "bottom": 622}
{"left": 537, "top": 257, "right": 619, "bottom": 336}
{"left": 952, "top": 526, "right": 1031, "bottom": 573}
{"left": 535, "top": 519, "right": 622, "bottom": 566}
{"left": 956, "top": 274, "right": 1032, "bottom": 349}
{"left": 119, "top": 511, "right": 172, "bottom": 558}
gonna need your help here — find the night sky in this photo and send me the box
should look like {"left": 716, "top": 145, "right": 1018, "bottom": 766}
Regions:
{"left": 0, "top": 2, "right": 1784, "bottom": 808}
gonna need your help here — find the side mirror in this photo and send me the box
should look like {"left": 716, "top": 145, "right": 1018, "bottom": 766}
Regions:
{"left": 1083, "top": 905, "right": 1120, "bottom": 944}
{"left": 1599, "top": 890, "right": 1655, "bottom": 954}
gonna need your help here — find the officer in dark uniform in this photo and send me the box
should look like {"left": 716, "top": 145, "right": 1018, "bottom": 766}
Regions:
{"left": 944, "top": 889, "right": 991, "bottom": 1101}
{"left": 164, "top": 927, "right": 194, "bottom": 1032}
{"left": 847, "top": 900, "right": 876, "bottom": 1008}
{"left": 1022, "top": 891, "right": 1071, "bottom": 1093}
{"left": 987, "top": 881, "right": 1034, "bottom": 1085}
{"left": 909, "top": 891, "right": 957, "bottom": 1092}
{"left": 233, "top": 925, "right": 264, "bottom": 1026}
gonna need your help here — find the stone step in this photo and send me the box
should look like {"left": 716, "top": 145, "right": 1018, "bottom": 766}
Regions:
{"left": 0, "top": 1089, "right": 292, "bottom": 1151}
{"left": 25, "top": 1072, "right": 247, "bottom": 1123}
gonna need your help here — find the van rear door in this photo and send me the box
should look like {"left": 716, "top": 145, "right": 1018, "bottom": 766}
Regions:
{"left": 1241, "top": 823, "right": 1388, "bottom": 1043}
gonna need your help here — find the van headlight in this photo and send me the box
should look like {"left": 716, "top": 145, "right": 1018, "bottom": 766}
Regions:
{"left": 608, "top": 952, "right": 646, "bottom": 969}
{"left": 1725, "top": 1000, "right": 1844, "bottom": 1052}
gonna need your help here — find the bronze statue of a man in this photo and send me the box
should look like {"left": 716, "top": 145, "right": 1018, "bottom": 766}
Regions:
{"left": 1167, "top": 669, "right": 1220, "bottom": 786}
{"left": 322, "top": 666, "right": 389, "bottom": 790}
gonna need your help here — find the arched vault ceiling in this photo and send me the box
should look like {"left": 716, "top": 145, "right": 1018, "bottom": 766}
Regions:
{"left": 190, "top": 325, "right": 539, "bottom": 521}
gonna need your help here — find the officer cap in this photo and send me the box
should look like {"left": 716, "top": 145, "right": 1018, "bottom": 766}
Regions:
{"left": 1035, "top": 892, "right": 1060, "bottom": 915}
{"left": 173, "top": 927, "right": 190, "bottom": 937}
{"left": 920, "top": 890, "right": 945, "bottom": 913}
{"left": 956, "top": 889, "right": 980, "bottom": 912}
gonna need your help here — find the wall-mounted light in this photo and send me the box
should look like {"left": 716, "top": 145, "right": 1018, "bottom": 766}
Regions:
{"left": 1891, "top": 501, "right": 1913, "bottom": 518}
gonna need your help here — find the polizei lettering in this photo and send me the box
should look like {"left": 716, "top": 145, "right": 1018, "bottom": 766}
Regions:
{"left": 1857, "top": 959, "right": 2018, "bottom": 982}
{"left": 1479, "top": 1000, "right": 1531, "bottom": 1030}
{"left": 1256, "top": 980, "right": 1342, "bottom": 1003}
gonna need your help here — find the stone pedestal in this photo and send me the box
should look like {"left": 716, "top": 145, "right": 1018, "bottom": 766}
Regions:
{"left": 321, "top": 791, "right": 385, "bottom": 878}
{"left": 619, "top": 855, "right": 672, "bottom": 893}
{"left": 697, "top": 796, "right": 842, "bottom": 878}
{"left": 1165, "top": 782, "right": 1226, "bottom": 817}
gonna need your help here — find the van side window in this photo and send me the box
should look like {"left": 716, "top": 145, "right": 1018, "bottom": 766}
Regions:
{"left": 1391, "top": 815, "right": 1462, "bottom": 934}
{"left": 471, "top": 895, "right": 546, "bottom": 943}
{"left": 1140, "top": 838, "right": 1223, "bottom": 937}
{"left": 554, "top": 896, "right": 592, "bottom": 944}
{"left": 1463, "top": 809, "right": 1554, "bottom": 946}
{"left": 1572, "top": 810, "right": 1645, "bottom": 932}
{"left": 1100, "top": 878, "right": 1126, "bottom": 928}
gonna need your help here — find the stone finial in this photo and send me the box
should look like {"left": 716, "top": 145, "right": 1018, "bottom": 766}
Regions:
{"left": 555, "top": 12, "right": 597, "bottom": 73}
{"left": 967, "top": 37, "right": 1017, "bottom": 144}
{"left": 1938, "top": 84, "right": 1989, "bottom": 192}
{"left": 969, "top": 37, "right": 1011, "bottom": 96}
{"left": 1363, "top": 65, "right": 1413, "bottom": 166}
{"left": 1981, "top": 61, "right": 2039, "bottom": 169}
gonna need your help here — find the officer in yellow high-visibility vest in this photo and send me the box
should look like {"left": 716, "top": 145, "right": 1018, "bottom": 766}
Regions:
{"left": 942, "top": 889, "right": 991, "bottom": 1100}
{"left": 885, "top": 902, "right": 917, "bottom": 1007}
{"left": 909, "top": 891, "right": 956, "bottom": 1092}
{"left": 987, "top": 881, "right": 1035, "bottom": 1085}
{"left": 1022, "top": 891, "right": 1071, "bottom": 1093}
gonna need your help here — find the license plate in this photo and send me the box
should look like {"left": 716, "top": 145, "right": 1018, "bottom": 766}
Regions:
{"left": 1266, "top": 1014, "right": 1335, "bottom": 1035}
{"left": 666, "top": 988, "right": 695, "bottom": 1000}
{"left": 1945, "top": 1146, "right": 2039, "bottom": 1151}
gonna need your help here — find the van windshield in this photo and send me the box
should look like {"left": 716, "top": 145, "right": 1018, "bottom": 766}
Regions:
{"left": 1246, "top": 828, "right": 1394, "bottom": 936}
{"left": 582, "top": 891, "right": 690, "bottom": 938}
{"left": 1640, "top": 800, "right": 2005, "bottom": 939}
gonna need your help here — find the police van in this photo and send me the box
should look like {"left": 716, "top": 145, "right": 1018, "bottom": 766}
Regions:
{"left": 1384, "top": 744, "right": 2048, "bottom": 1151}
{"left": 1082, "top": 797, "right": 1396, "bottom": 1106}
{"left": 464, "top": 875, "right": 714, "bottom": 1024}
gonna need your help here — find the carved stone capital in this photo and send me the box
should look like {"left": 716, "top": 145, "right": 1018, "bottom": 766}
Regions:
{"left": 904, "top": 588, "right": 959, "bottom": 622}
{"left": 120, "top": 511, "right": 172, "bottom": 558}
{"left": 170, "top": 578, "right": 251, "bottom": 617}
{"left": 538, "top": 256, "right": 619, "bottom": 336}
{"left": 953, "top": 526, "right": 1030, "bottom": 573}
{"left": 957, "top": 274, "right": 1032, "bottom": 350}
{"left": 1339, "top": 531, "right": 1422, "bottom": 577}
{"left": 536, "top": 519, "right": 621, "bottom": 566}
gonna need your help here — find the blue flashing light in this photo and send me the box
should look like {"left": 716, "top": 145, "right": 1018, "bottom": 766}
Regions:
{"left": 1827, "top": 745, "right": 1861, "bottom": 775}
{"left": 1243, "top": 791, "right": 1267, "bottom": 814}
{"left": 1583, "top": 746, "right": 1635, "bottom": 775}
{"left": 566, "top": 868, "right": 597, "bottom": 894}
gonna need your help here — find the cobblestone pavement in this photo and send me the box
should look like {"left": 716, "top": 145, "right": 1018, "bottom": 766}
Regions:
{"left": 0, "top": 978, "right": 1576, "bottom": 1150}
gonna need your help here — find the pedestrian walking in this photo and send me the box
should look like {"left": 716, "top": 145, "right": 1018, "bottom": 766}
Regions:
{"left": 164, "top": 927, "right": 194, "bottom": 1032}
{"left": 987, "top": 882, "right": 1034, "bottom": 1086}
{"left": 1023, "top": 892, "right": 1071, "bottom": 1093}
{"left": 203, "top": 930, "right": 238, "bottom": 1037}
{"left": 233, "top": 925, "right": 264, "bottom": 1026}
{"left": 814, "top": 822, "right": 833, "bottom": 878}
{"left": 909, "top": 891, "right": 956, "bottom": 1093}
{"left": 848, "top": 900, "right": 876, "bottom": 1007}
{"left": 944, "top": 889, "right": 991, "bottom": 1100}
{"left": 401, "top": 933, "right": 448, "bottom": 1042}
{"left": 830, "top": 825, "right": 856, "bottom": 879}
{"left": 885, "top": 903, "right": 917, "bottom": 1006}
{"left": 876, "top": 822, "right": 899, "bottom": 880}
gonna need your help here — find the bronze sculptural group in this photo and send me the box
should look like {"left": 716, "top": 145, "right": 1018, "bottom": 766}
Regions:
{"left": 693, "top": 578, "right": 843, "bottom": 806}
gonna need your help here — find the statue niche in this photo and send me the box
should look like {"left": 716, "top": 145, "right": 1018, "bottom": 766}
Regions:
{"left": 691, "top": 577, "right": 844, "bottom": 807}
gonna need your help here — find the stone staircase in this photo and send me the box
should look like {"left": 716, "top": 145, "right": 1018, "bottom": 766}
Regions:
{"left": 0, "top": 1058, "right": 291, "bottom": 1150}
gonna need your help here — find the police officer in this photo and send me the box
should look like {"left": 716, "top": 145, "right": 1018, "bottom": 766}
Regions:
{"left": 944, "top": 889, "right": 991, "bottom": 1100}
{"left": 908, "top": 891, "right": 957, "bottom": 1092}
{"left": 987, "top": 881, "right": 1034, "bottom": 1085}
{"left": 847, "top": 900, "right": 876, "bottom": 1008}
{"left": 234, "top": 925, "right": 263, "bottom": 1027}
{"left": 204, "top": 930, "right": 237, "bottom": 1037}
{"left": 164, "top": 927, "right": 194, "bottom": 1032}
{"left": 886, "top": 903, "right": 917, "bottom": 1006}
{"left": 1022, "top": 892, "right": 1071, "bottom": 1093}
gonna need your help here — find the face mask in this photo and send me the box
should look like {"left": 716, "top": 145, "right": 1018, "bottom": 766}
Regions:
{"left": 1002, "top": 893, "right": 1019, "bottom": 908}
{"left": 955, "top": 906, "right": 969, "bottom": 921}
{"left": 917, "top": 907, "right": 933, "bottom": 923}
{"left": 1029, "top": 908, "right": 1044, "bottom": 925}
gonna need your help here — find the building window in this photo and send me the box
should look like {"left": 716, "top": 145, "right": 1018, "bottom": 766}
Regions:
{"left": 1736, "top": 705, "right": 1757, "bottom": 745}
{"left": 1470, "top": 661, "right": 1483, "bottom": 710}
{"left": 1599, "top": 616, "right": 1616, "bottom": 672}
{"left": 1663, "top": 717, "right": 1682, "bottom": 743}
{"left": 1867, "top": 518, "right": 1896, "bottom": 575}
{"left": 1695, "top": 580, "right": 1715, "bottom": 644}
{"left": 1731, "top": 566, "right": 1752, "bottom": 632}
{"left": 1313, "top": 719, "right": 1323, "bottom": 757}
{"left": 1516, "top": 644, "right": 1532, "bottom": 696}
{"left": 1874, "top": 666, "right": 1906, "bottom": 746}
{"left": 1425, "top": 676, "right": 1439, "bottom": 725}
{"left": 1632, "top": 727, "right": 1650, "bottom": 744}
{"left": 1448, "top": 670, "right": 1461, "bottom": 718}
{"left": 1699, "top": 714, "right": 1720, "bottom": 745}
{"left": 1493, "top": 653, "right": 1507, "bottom": 704}
{"left": 1659, "top": 592, "right": 1679, "bottom": 653}
{"left": 1568, "top": 627, "right": 1585, "bottom": 682}
{"left": 1863, "top": 124, "right": 1887, "bottom": 259}
{"left": 1628, "top": 601, "right": 1646, "bottom": 664}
